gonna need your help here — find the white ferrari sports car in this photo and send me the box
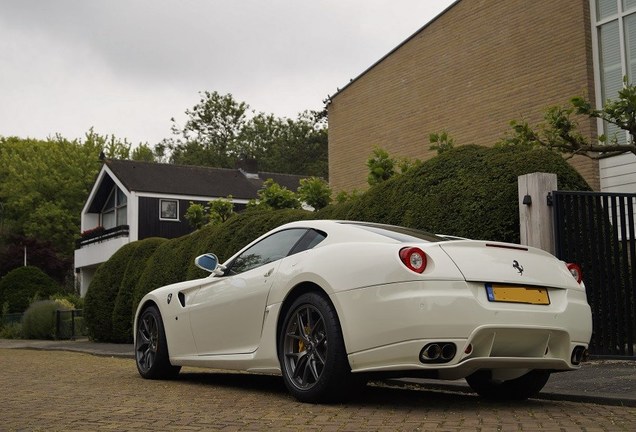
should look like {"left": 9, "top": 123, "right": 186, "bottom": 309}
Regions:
{"left": 134, "top": 220, "right": 592, "bottom": 402}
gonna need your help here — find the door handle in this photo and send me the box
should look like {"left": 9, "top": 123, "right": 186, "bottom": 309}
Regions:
{"left": 264, "top": 268, "right": 274, "bottom": 277}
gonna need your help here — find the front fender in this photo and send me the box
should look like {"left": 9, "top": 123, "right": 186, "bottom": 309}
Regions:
{"left": 134, "top": 279, "right": 205, "bottom": 358}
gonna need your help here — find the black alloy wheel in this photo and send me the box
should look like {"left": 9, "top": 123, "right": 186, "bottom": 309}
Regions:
{"left": 135, "top": 305, "right": 180, "bottom": 379}
{"left": 279, "top": 292, "right": 357, "bottom": 403}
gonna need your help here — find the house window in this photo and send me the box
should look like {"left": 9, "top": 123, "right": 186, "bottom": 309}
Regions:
{"left": 592, "top": 0, "right": 636, "bottom": 144}
{"left": 592, "top": 0, "right": 636, "bottom": 193}
{"left": 101, "top": 186, "right": 127, "bottom": 229}
{"left": 160, "top": 199, "right": 179, "bottom": 221}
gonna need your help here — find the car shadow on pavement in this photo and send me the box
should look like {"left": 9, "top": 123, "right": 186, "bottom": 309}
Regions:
{"left": 174, "top": 371, "right": 554, "bottom": 408}
{"left": 356, "top": 383, "right": 554, "bottom": 410}
{"left": 178, "top": 371, "right": 288, "bottom": 396}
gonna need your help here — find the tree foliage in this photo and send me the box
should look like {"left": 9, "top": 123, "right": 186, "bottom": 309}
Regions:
{"left": 184, "top": 197, "right": 235, "bottom": 230}
{"left": 503, "top": 79, "right": 636, "bottom": 159}
{"left": 256, "top": 111, "right": 328, "bottom": 177}
{"left": 184, "top": 202, "right": 208, "bottom": 230}
{"left": 163, "top": 91, "right": 328, "bottom": 177}
{"left": 0, "top": 129, "right": 157, "bottom": 281}
{"left": 321, "top": 145, "right": 590, "bottom": 244}
{"left": 165, "top": 91, "right": 249, "bottom": 168}
{"left": 297, "top": 177, "right": 332, "bottom": 210}
{"left": 366, "top": 147, "right": 396, "bottom": 185}
{"left": 365, "top": 147, "right": 419, "bottom": 186}
{"left": 0, "top": 235, "right": 71, "bottom": 285}
{"left": 429, "top": 130, "right": 455, "bottom": 154}
{"left": 0, "top": 135, "right": 103, "bottom": 257}
{"left": 251, "top": 179, "right": 301, "bottom": 210}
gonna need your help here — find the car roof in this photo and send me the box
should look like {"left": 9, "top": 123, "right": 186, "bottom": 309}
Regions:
{"left": 279, "top": 220, "right": 444, "bottom": 243}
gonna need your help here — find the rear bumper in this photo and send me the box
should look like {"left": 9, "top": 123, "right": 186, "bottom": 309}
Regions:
{"left": 332, "top": 280, "right": 592, "bottom": 378}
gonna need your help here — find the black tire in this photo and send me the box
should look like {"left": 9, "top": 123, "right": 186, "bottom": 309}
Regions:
{"left": 278, "top": 292, "right": 356, "bottom": 403}
{"left": 135, "top": 305, "right": 181, "bottom": 379}
{"left": 466, "top": 369, "right": 551, "bottom": 401}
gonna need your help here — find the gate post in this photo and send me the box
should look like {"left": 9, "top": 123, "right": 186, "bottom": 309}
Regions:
{"left": 518, "top": 172, "right": 557, "bottom": 254}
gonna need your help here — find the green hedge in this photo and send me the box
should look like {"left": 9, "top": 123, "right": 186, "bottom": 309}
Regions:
{"left": 319, "top": 145, "right": 590, "bottom": 243}
{"left": 0, "top": 266, "right": 60, "bottom": 313}
{"left": 84, "top": 145, "right": 590, "bottom": 342}
{"left": 84, "top": 242, "right": 140, "bottom": 341}
{"left": 85, "top": 209, "right": 312, "bottom": 342}
{"left": 111, "top": 237, "right": 167, "bottom": 343}
{"left": 132, "top": 235, "right": 199, "bottom": 314}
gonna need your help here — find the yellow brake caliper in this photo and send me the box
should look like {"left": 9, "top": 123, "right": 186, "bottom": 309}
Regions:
{"left": 298, "top": 324, "right": 311, "bottom": 352}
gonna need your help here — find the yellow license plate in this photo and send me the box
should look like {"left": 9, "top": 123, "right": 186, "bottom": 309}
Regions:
{"left": 486, "top": 284, "right": 550, "bottom": 305}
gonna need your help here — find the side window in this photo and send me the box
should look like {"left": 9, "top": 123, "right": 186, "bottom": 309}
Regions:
{"left": 289, "top": 229, "right": 327, "bottom": 255}
{"left": 228, "top": 229, "right": 308, "bottom": 275}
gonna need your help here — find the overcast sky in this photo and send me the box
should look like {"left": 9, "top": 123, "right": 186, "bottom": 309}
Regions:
{"left": 0, "top": 0, "right": 455, "bottom": 146}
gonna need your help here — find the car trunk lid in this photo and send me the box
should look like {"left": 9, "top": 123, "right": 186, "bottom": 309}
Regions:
{"left": 438, "top": 241, "right": 578, "bottom": 289}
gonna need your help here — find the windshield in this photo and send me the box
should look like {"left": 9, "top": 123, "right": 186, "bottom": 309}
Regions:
{"left": 340, "top": 222, "right": 443, "bottom": 243}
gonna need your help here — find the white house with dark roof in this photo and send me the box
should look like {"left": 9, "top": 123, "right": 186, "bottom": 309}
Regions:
{"left": 74, "top": 159, "right": 306, "bottom": 295}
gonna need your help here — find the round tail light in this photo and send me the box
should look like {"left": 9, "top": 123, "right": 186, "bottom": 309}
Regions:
{"left": 399, "top": 247, "right": 427, "bottom": 273}
{"left": 567, "top": 263, "right": 582, "bottom": 284}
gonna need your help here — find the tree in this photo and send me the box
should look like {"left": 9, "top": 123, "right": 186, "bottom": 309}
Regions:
{"left": 256, "top": 110, "right": 328, "bottom": 177}
{"left": 429, "top": 130, "right": 455, "bottom": 154}
{"left": 0, "top": 235, "right": 70, "bottom": 285}
{"left": 365, "top": 147, "right": 420, "bottom": 186}
{"left": 131, "top": 144, "right": 156, "bottom": 161}
{"left": 0, "top": 129, "right": 149, "bottom": 281}
{"left": 184, "top": 197, "right": 235, "bottom": 230}
{"left": 297, "top": 177, "right": 332, "bottom": 210}
{"left": 209, "top": 197, "right": 235, "bottom": 223}
{"left": 251, "top": 179, "right": 301, "bottom": 210}
{"left": 184, "top": 202, "right": 208, "bottom": 230}
{"left": 366, "top": 147, "right": 396, "bottom": 185}
{"left": 168, "top": 91, "right": 249, "bottom": 168}
{"left": 0, "top": 135, "right": 103, "bottom": 258}
{"left": 502, "top": 79, "right": 636, "bottom": 159}
{"left": 165, "top": 91, "right": 328, "bottom": 176}
{"left": 84, "top": 127, "right": 134, "bottom": 159}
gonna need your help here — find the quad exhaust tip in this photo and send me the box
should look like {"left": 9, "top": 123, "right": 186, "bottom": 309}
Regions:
{"left": 571, "top": 346, "right": 588, "bottom": 365}
{"left": 420, "top": 342, "right": 457, "bottom": 363}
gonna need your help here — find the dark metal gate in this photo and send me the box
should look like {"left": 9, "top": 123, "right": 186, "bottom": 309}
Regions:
{"left": 552, "top": 190, "right": 636, "bottom": 357}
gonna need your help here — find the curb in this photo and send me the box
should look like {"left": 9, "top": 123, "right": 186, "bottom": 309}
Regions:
{"left": 384, "top": 379, "right": 636, "bottom": 407}
{"left": 2, "top": 340, "right": 634, "bottom": 407}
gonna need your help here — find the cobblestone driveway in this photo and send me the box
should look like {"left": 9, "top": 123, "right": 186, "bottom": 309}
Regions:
{"left": 1, "top": 349, "right": 634, "bottom": 431}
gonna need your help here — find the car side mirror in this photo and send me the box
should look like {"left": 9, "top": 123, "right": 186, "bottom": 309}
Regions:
{"left": 194, "top": 253, "right": 225, "bottom": 275}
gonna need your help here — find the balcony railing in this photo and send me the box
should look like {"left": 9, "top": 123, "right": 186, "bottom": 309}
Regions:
{"left": 76, "top": 225, "right": 129, "bottom": 248}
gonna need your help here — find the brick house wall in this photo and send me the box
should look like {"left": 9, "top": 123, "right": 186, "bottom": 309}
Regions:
{"left": 328, "top": 0, "right": 600, "bottom": 192}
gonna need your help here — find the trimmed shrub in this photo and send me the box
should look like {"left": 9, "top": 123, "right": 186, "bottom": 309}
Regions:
{"left": 316, "top": 197, "right": 358, "bottom": 220}
{"left": 0, "top": 322, "right": 22, "bottom": 339}
{"left": 132, "top": 235, "right": 195, "bottom": 312}
{"left": 81, "top": 208, "right": 313, "bottom": 343}
{"left": 21, "top": 300, "right": 58, "bottom": 339}
{"left": 319, "top": 145, "right": 590, "bottom": 243}
{"left": 111, "top": 237, "right": 166, "bottom": 343}
{"left": 84, "top": 242, "right": 140, "bottom": 341}
{"left": 82, "top": 146, "right": 591, "bottom": 343}
{"left": 0, "top": 266, "right": 60, "bottom": 313}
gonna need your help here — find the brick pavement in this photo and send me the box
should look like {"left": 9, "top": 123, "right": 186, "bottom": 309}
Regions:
{"left": 1, "top": 348, "right": 635, "bottom": 431}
